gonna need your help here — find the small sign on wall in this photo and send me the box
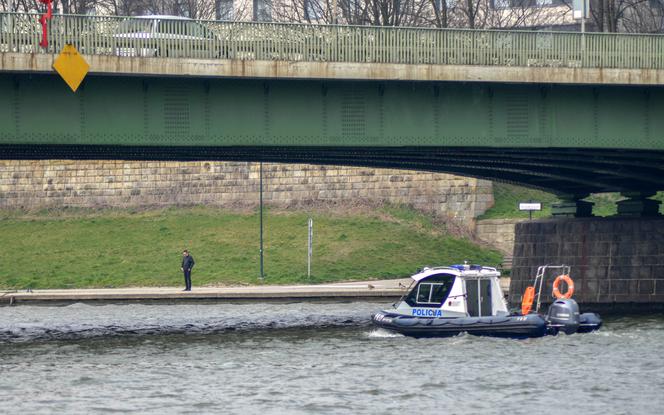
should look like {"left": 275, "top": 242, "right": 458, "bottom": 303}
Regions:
{"left": 518, "top": 202, "right": 542, "bottom": 212}
{"left": 519, "top": 201, "right": 542, "bottom": 220}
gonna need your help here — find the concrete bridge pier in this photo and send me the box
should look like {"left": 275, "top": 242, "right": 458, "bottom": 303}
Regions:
{"left": 551, "top": 194, "right": 594, "bottom": 217}
{"left": 552, "top": 193, "right": 662, "bottom": 218}
{"left": 616, "top": 192, "right": 662, "bottom": 217}
{"left": 509, "top": 215, "right": 664, "bottom": 313}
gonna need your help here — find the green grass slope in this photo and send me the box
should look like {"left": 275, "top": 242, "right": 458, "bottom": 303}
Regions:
{"left": 0, "top": 206, "right": 502, "bottom": 289}
{"left": 478, "top": 183, "right": 558, "bottom": 220}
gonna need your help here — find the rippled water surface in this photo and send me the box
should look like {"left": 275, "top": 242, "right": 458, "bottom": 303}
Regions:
{"left": 1, "top": 302, "right": 663, "bottom": 414}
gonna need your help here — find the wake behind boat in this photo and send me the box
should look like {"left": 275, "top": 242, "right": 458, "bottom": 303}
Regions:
{"left": 372, "top": 264, "right": 601, "bottom": 338}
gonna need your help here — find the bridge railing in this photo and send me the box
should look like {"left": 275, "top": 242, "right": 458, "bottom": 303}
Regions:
{"left": 2, "top": 12, "right": 664, "bottom": 69}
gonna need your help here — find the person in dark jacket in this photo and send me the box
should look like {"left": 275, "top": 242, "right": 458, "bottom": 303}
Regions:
{"left": 181, "top": 250, "right": 195, "bottom": 291}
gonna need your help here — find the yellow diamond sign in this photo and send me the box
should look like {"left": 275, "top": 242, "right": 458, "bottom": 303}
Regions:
{"left": 52, "top": 44, "right": 89, "bottom": 92}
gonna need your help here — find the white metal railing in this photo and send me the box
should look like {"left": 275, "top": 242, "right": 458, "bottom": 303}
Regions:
{"left": 2, "top": 12, "right": 664, "bottom": 69}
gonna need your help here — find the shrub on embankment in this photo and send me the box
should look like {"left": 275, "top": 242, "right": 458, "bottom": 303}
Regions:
{"left": 0, "top": 206, "right": 502, "bottom": 289}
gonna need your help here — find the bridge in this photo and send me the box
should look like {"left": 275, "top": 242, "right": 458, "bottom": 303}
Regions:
{"left": 1, "top": 13, "right": 664, "bottom": 207}
{"left": 1, "top": 13, "right": 664, "bottom": 308}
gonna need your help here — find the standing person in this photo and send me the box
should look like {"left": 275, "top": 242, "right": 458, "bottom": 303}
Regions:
{"left": 181, "top": 250, "right": 195, "bottom": 291}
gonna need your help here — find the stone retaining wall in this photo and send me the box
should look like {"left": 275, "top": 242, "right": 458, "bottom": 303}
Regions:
{"left": 475, "top": 218, "right": 524, "bottom": 255}
{"left": 0, "top": 160, "right": 493, "bottom": 223}
{"left": 509, "top": 217, "right": 664, "bottom": 309}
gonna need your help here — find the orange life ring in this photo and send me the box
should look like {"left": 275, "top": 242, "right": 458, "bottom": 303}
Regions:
{"left": 552, "top": 274, "right": 575, "bottom": 299}
{"left": 521, "top": 286, "right": 535, "bottom": 315}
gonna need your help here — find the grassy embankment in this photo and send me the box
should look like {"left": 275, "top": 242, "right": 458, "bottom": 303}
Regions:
{"left": 0, "top": 206, "right": 502, "bottom": 290}
{"left": 478, "top": 183, "right": 664, "bottom": 220}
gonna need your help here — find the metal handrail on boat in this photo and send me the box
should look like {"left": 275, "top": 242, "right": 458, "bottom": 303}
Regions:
{"left": 533, "top": 265, "right": 570, "bottom": 313}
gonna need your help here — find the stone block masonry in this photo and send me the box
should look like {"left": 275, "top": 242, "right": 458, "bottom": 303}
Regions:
{"left": 509, "top": 217, "right": 664, "bottom": 311}
{"left": 475, "top": 219, "right": 525, "bottom": 255}
{"left": 0, "top": 160, "right": 493, "bottom": 223}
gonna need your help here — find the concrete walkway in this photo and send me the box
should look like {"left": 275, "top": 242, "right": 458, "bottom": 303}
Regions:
{"left": 0, "top": 279, "right": 413, "bottom": 305}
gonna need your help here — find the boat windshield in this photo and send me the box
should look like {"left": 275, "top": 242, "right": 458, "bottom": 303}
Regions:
{"left": 403, "top": 274, "right": 456, "bottom": 307}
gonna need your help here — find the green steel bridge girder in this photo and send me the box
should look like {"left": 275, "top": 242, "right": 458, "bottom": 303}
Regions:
{"left": 0, "top": 72, "right": 663, "bottom": 196}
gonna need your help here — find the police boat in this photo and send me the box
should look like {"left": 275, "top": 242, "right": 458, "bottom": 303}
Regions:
{"left": 372, "top": 264, "right": 601, "bottom": 338}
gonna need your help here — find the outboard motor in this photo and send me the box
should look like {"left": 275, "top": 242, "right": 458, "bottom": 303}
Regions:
{"left": 545, "top": 299, "right": 580, "bottom": 335}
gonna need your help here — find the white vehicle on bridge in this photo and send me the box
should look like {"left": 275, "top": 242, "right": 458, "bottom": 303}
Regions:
{"left": 113, "top": 15, "right": 222, "bottom": 59}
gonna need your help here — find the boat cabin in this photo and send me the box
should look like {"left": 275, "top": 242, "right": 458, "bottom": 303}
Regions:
{"left": 393, "top": 265, "right": 508, "bottom": 318}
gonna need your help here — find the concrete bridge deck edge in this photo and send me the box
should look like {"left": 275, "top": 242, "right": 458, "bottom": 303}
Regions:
{"left": 2, "top": 52, "right": 664, "bottom": 85}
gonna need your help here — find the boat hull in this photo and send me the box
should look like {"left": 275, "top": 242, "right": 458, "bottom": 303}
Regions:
{"left": 577, "top": 312, "right": 602, "bottom": 333}
{"left": 372, "top": 311, "right": 548, "bottom": 339}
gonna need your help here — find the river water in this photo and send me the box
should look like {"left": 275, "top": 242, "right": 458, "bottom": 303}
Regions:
{"left": 1, "top": 302, "right": 662, "bottom": 414}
